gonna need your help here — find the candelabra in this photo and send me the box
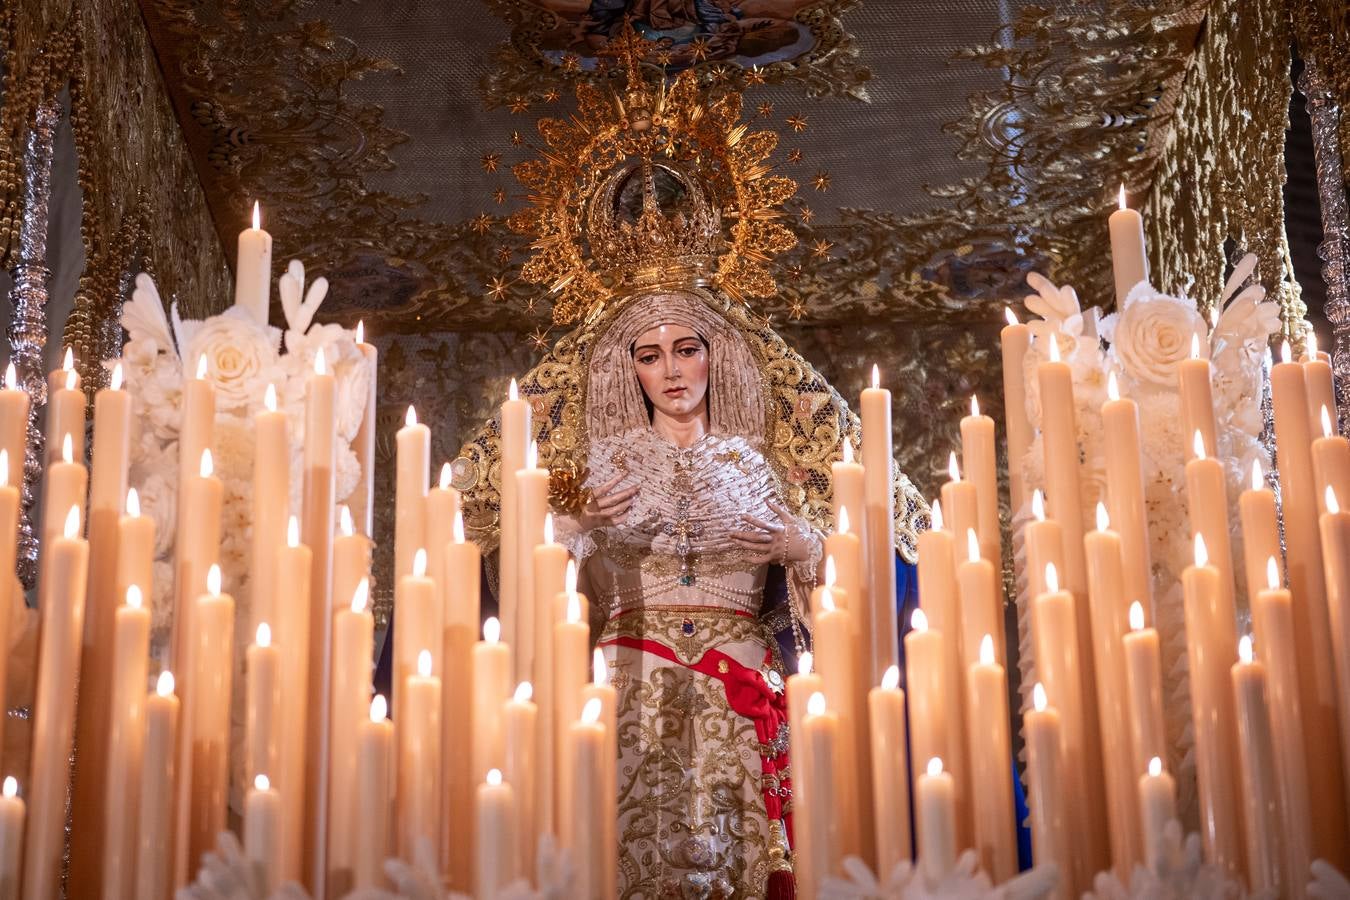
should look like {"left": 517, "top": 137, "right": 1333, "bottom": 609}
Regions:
{"left": 6, "top": 98, "right": 62, "bottom": 589}
{"left": 1298, "top": 57, "right": 1350, "bottom": 437}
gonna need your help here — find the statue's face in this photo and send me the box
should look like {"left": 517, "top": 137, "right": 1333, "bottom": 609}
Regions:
{"left": 632, "top": 323, "right": 709, "bottom": 420}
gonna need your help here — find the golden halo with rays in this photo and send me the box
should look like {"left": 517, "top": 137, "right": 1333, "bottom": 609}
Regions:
{"left": 505, "top": 25, "right": 798, "bottom": 326}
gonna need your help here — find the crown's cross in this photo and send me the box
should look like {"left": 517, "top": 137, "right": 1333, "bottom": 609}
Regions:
{"left": 661, "top": 495, "right": 704, "bottom": 586}
{"left": 595, "top": 18, "right": 661, "bottom": 81}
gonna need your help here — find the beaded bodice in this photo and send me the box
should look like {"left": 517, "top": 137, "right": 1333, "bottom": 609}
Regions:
{"left": 575, "top": 427, "right": 785, "bottom": 619}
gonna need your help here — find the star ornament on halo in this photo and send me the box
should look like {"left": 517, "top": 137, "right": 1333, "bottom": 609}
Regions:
{"left": 481, "top": 152, "right": 502, "bottom": 173}
{"left": 786, "top": 114, "right": 808, "bottom": 133}
{"left": 810, "top": 238, "right": 833, "bottom": 260}
{"left": 470, "top": 213, "right": 494, "bottom": 236}
{"left": 812, "top": 171, "right": 831, "bottom": 192}
{"left": 486, "top": 275, "right": 511, "bottom": 301}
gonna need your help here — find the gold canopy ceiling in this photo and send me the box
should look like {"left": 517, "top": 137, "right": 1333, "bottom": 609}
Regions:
{"left": 132, "top": 0, "right": 1228, "bottom": 336}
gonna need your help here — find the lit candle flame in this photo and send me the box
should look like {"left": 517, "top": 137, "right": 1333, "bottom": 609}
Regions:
{"left": 196, "top": 354, "right": 208, "bottom": 380}
{"left": 1250, "top": 459, "right": 1263, "bottom": 491}
{"left": 1190, "top": 332, "right": 1201, "bottom": 360}
{"left": 970, "top": 394, "right": 980, "bottom": 417}
{"left": 1107, "top": 370, "right": 1120, "bottom": 401}
{"left": 1194, "top": 532, "right": 1209, "bottom": 568}
{"left": 64, "top": 368, "right": 76, "bottom": 391}
{"left": 871, "top": 364, "right": 880, "bottom": 390}
{"left": 264, "top": 382, "right": 277, "bottom": 412}
{"left": 1148, "top": 756, "right": 1162, "bottom": 777}
{"left": 1309, "top": 329, "right": 1319, "bottom": 359}
{"left": 251, "top": 201, "right": 261, "bottom": 231}
{"left": 157, "top": 671, "right": 175, "bottom": 697}
{"left": 1129, "top": 601, "right": 1145, "bottom": 631}
{"left": 256, "top": 622, "right": 271, "bottom": 647}
{"left": 453, "top": 510, "right": 465, "bottom": 544}
{"left": 62, "top": 433, "right": 73, "bottom": 464}
{"left": 565, "top": 558, "right": 577, "bottom": 594}
{"left": 1047, "top": 334, "right": 1061, "bottom": 363}
{"left": 881, "top": 665, "right": 900, "bottom": 691}
{"left": 1118, "top": 184, "right": 1126, "bottom": 210}
{"left": 509, "top": 378, "right": 519, "bottom": 402}
{"left": 806, "top": 691, "right": 826, "bottom": 717}
{"left": 200, "top": 448, "right": 214, "bottom": 478}
{"left": 819, "top": 585, "right": 836, "bottom": 612}
{"left": 1032, "top": 489, "right": 1046, "bottom": 522}
{"left": 1239, "top": 634, "right": 1254, "bottom": 665}
{"left": 370, "top": 694, "right": 388, "bottom": 722}
{"left": 484, "top": 616, "right": 501, "bottom": 644}
{"left": 255, "top": 774, "right": 270, "bottom": 792}
{"left": 352, "top": 578, "right": 369, "bottom": 614}
{"left": 413, "top": 548, "right": 428, "bottom": 578}
{"left": 911, "top": 607, "right": 929, "bottom": 632}
{"left": 823, "top": 555, "right": 836, "bottom": 587}
{"left": 566, "top": 590, "right": 582, "bottom": 624}
{"left": 339, "top": 504, "right": 354, "bottom": 537}
{"left": 287, "top": 515, "right": 300, "bottom": 548}
{"left": 544, "top": 512, "right": 554, "bottom": 544}
{"left": 487, "top": 768, "right": 503, "bottom": 786}
{"left": 966, "top": 528, "right": 979, "bottom": 563}
{"left": 63, "top": 505, "right": 79, "bottom": 539}
{"left": 581, "top": 697, "right": 602, "bottom": 724}
{"left": 593, "top": 648, "right": 607, "bottom": 686}
{"left": 126, "top": 584, "right": 143, "bottom": 610}
{"left": 947, "top": 451, "right": 961, "bottom": 483}
{"left": 1045, "top": 562, "right": 1059, "bottom": 594}
{"left": 1004, "top": 307, "right": 1019, "bottom": 327}
{"left": 930, "top": 499, "right": 944, "bottom": 531}
{"left": 799, "top": 651, "right": 814, "bottom": 676}
{"left": 1322, "top": 405, "right": 1334, "bottom": 439}
{"left": 1096, "top": 502, "right": 1110, "bottom": 532}
{"left": 979, "top": 634, "right": 995, "bottom": 666}
{"left": 314, "top": 349, "right": 327, "bottom": 376}
{"left": 1192, "top": 430, "right": 1206, "bottom": 461}
{"left": 837, "top": 505, "right": 850, "bottom": 535}
{"left": 207, "top": 563, "right": 222, "bottom": 597}
{"left": 111, "top": 362, "right": 124, "bottom": 391}
{"left": 1328, "top": 485, "right": 1341, "bottom": 516}
{"left": 417, "top": 650, "right": 432, "bottom": 678}
{"left": 63, "top": 347, "right": 74, "bottom": 372}
{"left": 526, "top": 439, "right": 538, "bottom": 470}
{"left": 841, "top": 439, "right": 853, "bottom": 465}
{"left": 3, "top": 363, "right": 13, "bottom": 389}
{"left": 1033, "top": 682, "right": 1047, "bottom": 712}
{"left": 406, "top": 405, "right": 418, "bottom": 427}
{"left": 515, "top": 681, "right": 533, "bottom": 703}
{"left": 356, "top": 320, "right": 365, "bottom": 344}
{"left": 2, "top": 777, "right": 16, "bottom": 799}
{"left": 1280, "top": 340, "right": 1292, "bottom": 365}
{"left": 927, "top": 757, "right": 944, "bottom": 777}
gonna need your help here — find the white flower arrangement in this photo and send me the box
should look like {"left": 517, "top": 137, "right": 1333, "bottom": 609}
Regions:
{"left": 119, "top": 261, "right": 372, "bottom": 640}
{"left": 1012, "top": 259, "right": 1281, "bottom": 825}
{"left": 818, "top": 851, "right": 1060, "bottom": 900}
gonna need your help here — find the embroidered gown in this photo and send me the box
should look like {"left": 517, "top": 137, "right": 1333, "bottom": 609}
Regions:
{"left": 560, "top": 425, "right": 819, "bottom": 900}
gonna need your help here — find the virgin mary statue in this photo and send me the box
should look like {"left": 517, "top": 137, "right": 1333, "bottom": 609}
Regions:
{"left": 449, "top": 31, "right": 925, "bottom": 898}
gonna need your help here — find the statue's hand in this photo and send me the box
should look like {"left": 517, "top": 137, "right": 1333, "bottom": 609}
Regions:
{"left": 732, "top": 500, "right": 814, "bottom": 565}
{"left": 577, "top": 473, "right": 639, "bottom": 530}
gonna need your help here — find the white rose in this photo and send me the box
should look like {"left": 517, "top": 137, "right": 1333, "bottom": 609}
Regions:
{"left": 1109, "top": 295, "right": 1206, "bottom": 386}
{"left": 184, "top": 308, "right": 283, "bottom": 412}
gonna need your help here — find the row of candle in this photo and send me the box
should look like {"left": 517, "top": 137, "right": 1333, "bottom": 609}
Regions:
{"left": 997, "top": 316, "right": 1350, "bottom": 893}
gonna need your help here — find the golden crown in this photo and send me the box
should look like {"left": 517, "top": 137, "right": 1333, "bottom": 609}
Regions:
{"left": 507, "top": 25, "right": 798, "bottom": 325}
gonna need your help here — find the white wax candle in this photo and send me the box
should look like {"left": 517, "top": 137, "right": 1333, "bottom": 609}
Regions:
{"left": 475, "top": 769, "right": 519, "bottom": 899}
{"left": 328, "top": 579, "right": 373, "bottom": 893}
{"left": 0, "top": 365, "right": 29, "bottom": 489}
{"left": 246, "top": 622, "right": 281, "bottom": 789}
{"left": 961, "top": 395, "right": 1001, "bottom": 564}
{"left": 503, "top": 682, "right": 538, "bottom": 877}
{"left": 185, "top": 570, "right": 236, "bottom": 876}
{"left": 869, "top": 666, "right": 911, "bottom": 875}
{"left": 251, "top": 383, "right": 288, "bottom": 631}
{"left": 233, "top": 201, "right": 273, "bottom": 324}
{"left": 1178, "top": 335, "right": 1218, "bottom": 464}
{"left": 354, "top": 697, "right": 393, "bottom": 890}
{"left": 861, "top": 365, "right": 898, "bottom": 683}
{"left": 44, "top": 357, "right": 84, "bottom": 466}
{"left": 135, "top": 674, "right": 178, "bottom": 900}
{"left": 1231, "top": 637, "right": 1285, "bottom": 895}
{"left": 499, "top": 380, "right": 531, "bottom": 670}
{"left": 101, "top": 586, "right": 150, "bottom": 900}
{"left": 1036, "top": 337, "right": 1087, "bottom": 594}
{"left": 803, "top": 693, "right": 841, "bottom": 883}
{"left": 1108, "top": 185, "right": 1148, "bottom": 307}
{"left": 831, "top": 439, "right": 865, "bottom": 549}
{"left": 275, "top": 520, "right": 312, "bottom": 882}
{"left": 1102, "top": 372, "right": 1153, "bottom": 609}
{"left": 516, "top": 441, "right": 549, "bottom": 687}
{"left": 244, "top": 775, "right": 284, "bottom": 895}
{"left": 566, "top": 701, "right": 606, "bottom": 899}
{"left": 1138, "top": 757, "right": 1177, "bottom": 873}
{"left": 443, "top": 512, "right": 482, "bottom": 888}
{"left": 395, "top": 405, "right": 430, "bottom": 582}
{"left": 966, "top": 635, "right": 1016, "bottom": 883}
{"left": 1024, "top": 686, "right": 1071, "bottom": 900}
{"left": 916, "top": 757, "right": 957, "bottom": 888}
{"left": 399, "top": 650, "right": 443, "bottom": 859}
{"left": 0, "top": 778, "right": 23, "bottom": 900}
{"left": 24, "top": 507, "right": 89, "bottom": 900}
{"left": 1122, "top": 603, "right": 1167, "bottom": 782}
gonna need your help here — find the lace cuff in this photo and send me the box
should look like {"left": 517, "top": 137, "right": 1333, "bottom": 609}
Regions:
{"left": 549, "top": 513, "right": 597, "bottom": 564}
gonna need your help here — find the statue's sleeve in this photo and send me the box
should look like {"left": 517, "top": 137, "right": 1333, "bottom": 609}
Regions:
{"left": 549, "top": 512, "right": 597, "bottom": 565}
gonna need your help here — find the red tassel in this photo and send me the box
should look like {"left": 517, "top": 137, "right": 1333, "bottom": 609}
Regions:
{"left": 765, "top": 868, "right": 796, "bottom": 900}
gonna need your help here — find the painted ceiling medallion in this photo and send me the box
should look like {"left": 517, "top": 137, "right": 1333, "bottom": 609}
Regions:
{"left": 480, "top": 0, "right": 872, "bottom": 104}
